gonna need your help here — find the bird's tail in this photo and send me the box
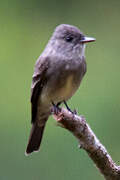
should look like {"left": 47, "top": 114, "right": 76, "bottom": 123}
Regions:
{"left": 25, "top": 117, "right": 48, "bottom": 155}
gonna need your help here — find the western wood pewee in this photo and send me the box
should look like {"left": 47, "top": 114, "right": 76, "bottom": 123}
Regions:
{"left": 26, "top": 24, "right": 95, "bottom": 155}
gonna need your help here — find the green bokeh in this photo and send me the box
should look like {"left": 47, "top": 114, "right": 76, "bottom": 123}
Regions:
{"left": 0, "top": 0, "right": 120, "bottom": 179}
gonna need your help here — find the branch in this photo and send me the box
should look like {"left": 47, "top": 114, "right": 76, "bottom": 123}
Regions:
{"left": 52, "top": 107, "right": 120, "bottom": 180}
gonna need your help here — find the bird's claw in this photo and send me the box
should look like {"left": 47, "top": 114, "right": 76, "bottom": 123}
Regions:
{"left": 73, "top": 109, "right": 77, "bottom": 115}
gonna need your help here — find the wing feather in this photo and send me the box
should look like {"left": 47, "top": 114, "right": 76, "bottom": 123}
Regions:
{"left": 31, "top": 56, "right": 49, "bottom": 123}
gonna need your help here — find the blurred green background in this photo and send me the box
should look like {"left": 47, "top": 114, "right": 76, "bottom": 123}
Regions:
{"left": 0, "top": 0, "right": 120, "bottom": 179}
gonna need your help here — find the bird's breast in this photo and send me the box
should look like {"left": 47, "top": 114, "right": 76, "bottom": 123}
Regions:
{"left": 40, "top": 58, "right": 85, "bottom": 104}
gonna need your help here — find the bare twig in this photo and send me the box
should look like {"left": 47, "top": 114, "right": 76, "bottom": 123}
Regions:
{"left": 52, "top": 107, "right": 120, "bottom": 180}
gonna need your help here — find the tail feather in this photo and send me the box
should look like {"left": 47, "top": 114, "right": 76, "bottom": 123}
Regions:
{"left": 26, "top": 122, "right": 46, "bottom": 155}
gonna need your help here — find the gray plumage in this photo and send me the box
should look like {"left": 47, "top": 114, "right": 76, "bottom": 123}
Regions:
{"left": 26, "top": 24, "right": 95, "bottom": 155}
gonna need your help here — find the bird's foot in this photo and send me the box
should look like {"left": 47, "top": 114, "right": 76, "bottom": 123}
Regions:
{"left": 51, "top": 102, "right": 61, "bottom": 115}
{"left": 73, "top": 109, "right": 77, "bottom": 115}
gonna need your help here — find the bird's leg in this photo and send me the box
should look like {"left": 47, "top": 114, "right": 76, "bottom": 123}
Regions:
{"left": 63, "top": 100, "right": 77, "bottom": 114}
{"left": 56, "top": 102, "right": 62, "bottom": 107}
{"left": 51, "top": 102, "right": 61, "bottom": 114}
{"left": 63, "top": 100, "right": 72, "bottom": 112}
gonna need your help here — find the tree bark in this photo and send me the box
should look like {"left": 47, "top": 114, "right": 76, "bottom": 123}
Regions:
{"left": 52, "top": 107, "right": 120, "bottom": 180}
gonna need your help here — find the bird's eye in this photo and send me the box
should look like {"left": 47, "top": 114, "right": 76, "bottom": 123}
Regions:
{"left": 65, "top": 36, "right": 73, "bottom": 42}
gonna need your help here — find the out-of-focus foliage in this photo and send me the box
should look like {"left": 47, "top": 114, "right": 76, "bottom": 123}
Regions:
{"left": 0, "top": 0, "right": 120, "bottom": 179}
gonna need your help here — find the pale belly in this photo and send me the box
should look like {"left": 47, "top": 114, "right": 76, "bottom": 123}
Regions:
{"left": 53, "top": 74, "right": 78, "bottom": 101}
{"left": 41, "top": 74, "right": 81, "bottom": 104}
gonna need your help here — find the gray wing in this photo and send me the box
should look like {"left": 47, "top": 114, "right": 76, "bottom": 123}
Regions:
{"left": 31, "top": 56, "right": 50, "bottom": 124}
{"left": 82, "top": 56, "right": 87, "bottom": 76}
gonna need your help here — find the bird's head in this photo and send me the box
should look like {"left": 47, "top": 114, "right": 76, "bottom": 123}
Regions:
{"left": 49, "top": 24, "right": 95, "bottom": 58}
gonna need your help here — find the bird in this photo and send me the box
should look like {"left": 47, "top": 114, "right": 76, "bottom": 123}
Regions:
{"left": 25, "top": 24, "right": 95, "bottom": 155}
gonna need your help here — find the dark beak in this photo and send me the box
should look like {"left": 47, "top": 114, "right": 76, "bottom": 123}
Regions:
{"left": 80, "top": 37, "right": 96, "bottom": 43}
